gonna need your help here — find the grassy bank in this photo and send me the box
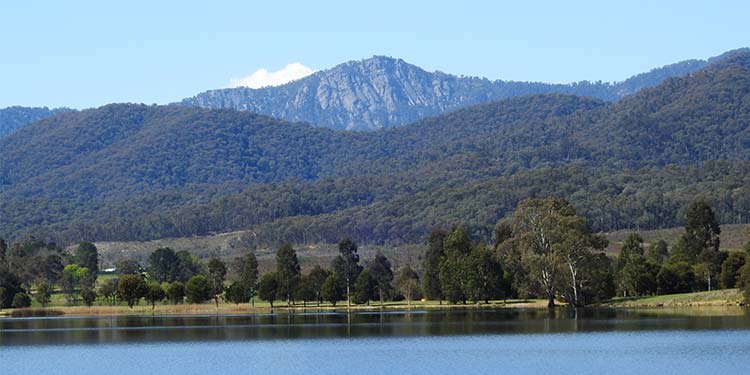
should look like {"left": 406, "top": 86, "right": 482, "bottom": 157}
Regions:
{"left": 1, "top": 298, "right": 550, "bottom": 317}
{"left": 606, "top": 289, "right": 745, "bottom": 307}
{"left": 5, "top": 290, "right": 747, "bottom": 318}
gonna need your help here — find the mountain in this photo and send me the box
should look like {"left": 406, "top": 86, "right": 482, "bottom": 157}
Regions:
{"left": 1, "top": 51, "right": 750, "bottom": 245}
{"left": 0, "top": 106, "right": 72, "bottom": 138}
{"left": 179, "top": 49, "right": 747, "bottom": 131}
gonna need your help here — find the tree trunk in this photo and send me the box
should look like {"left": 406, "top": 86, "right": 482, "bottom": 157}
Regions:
{"left": 568, "top": 262, "right": 579, "bottom": 307}
{"left": 346, "top": 283, "right": 351, "bottom": 308}
{"left": 547, "top": 294, "right": 555, "bottom": 309}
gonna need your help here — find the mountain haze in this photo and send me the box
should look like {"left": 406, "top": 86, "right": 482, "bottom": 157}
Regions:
{"left": 180, "top": 49, "right": 747, "bottom": 131}
{"left": 0, "top": 106, "right": 72, "bottom": 138}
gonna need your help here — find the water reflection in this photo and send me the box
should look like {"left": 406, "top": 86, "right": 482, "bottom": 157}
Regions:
{"left": 1, "top": 307, "right": 749, "bottom": 346}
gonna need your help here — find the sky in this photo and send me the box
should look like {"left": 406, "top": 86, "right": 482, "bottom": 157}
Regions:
{"left": 1, "top": 0, "right": 748, "bottom": 109}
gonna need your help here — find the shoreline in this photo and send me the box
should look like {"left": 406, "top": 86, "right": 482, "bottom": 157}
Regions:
{"left": 0, "top": 299, "right": 550, "bottom": 318}
{"left": 2, "top": 295, "right": 747, "bottom": 318}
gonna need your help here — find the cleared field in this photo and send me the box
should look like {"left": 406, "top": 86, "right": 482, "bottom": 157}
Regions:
{"left": 81, "top": 224, "right": 750, "bottom": 271}
{"left": 603, "top": 223, "right": 749, "bottom": 255}
{"left": 81, "top": 231, "right": 425, "bottom": 273}
{"left": 606, "top": 288, "right": 745, "bottom": 307}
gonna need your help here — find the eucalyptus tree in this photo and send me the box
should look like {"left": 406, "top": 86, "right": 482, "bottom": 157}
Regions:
{"left": 185, "top": 275, "right": 211, "bottom": 304}
{"left": 395, "top": 266, "right": 420, "bottom": 307}
{"left": 439, "top": 227, "right": 472, "bottom": 304}
{"left": 332, "top": 237, "right": 362, "bottom": 308}
{"left": 34, "top": 281, "right": 53, "bottom": 307}
{"left": 305, "top": 265, "right": 330, "bottom": 306}
{"left": 258, "top": 272, "right": 279, "bottom": 307}
{"left": 367, "top": 252, "right": 394, "bottom": 306}
{"left": 207, "top": 258, "right": 227, "bottom": 307}
{"left": 144, "top": 282, "right": 165, "bottom": 310}
{"left": 719, "top": 252, "right": 746, "bottom": 289}
{"left": 75, "top": 242, "right": 99, "bottom": 284}
{"left": 422, "top": 229, "right": 447, "bottom": 303}
{"left": 276, "top": 244, "right": 301, "bottom": 306}
{"left": 462, "top": 245, "right": 504, "bottom": 304}
{"left": 509, "top": 198, "right": 605, "bottom": 308}
{"left": 117, "top": 274, "right": 147, "bottom": 308}
{"left": 233, "top": 252, "right": 259, "bottom": 304}
{"left": 352, "top": 269, "right": 375, "bottom": 305}
{"left": 320, "top": 272, "right": 344, "bottom": 306}
{"left": 672, "top": 200, "right": 723, "bottom": 290}
{"left": 147, "top": 248, "right": 180, "bottom": 283}
{"left": 617, "top": 233, "right": 648, "bottom": 297}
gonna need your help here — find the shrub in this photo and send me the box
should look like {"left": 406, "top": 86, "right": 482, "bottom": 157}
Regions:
{"left": 185, "top": 275, "right": 211, "bottom": 304}
{"left": 12, "top": 292, "right": 32, "bottom": 308}
{"left": 738, "top": 264, "right": 750, "bottom": 302}
{"left": 80, "top": 287, "right": 97, "bottom": 307}
{"left": 166, "top": 281, "right": 185, "bottom": 304}
{"left": 117, "top": 274, "right": 147, "bottom": 308}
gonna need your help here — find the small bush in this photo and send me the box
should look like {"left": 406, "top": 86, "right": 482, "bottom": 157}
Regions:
{"left": 12, "top": 292, "right": 31, "bottom": 308}
{"left": 738, "top": 264, "right": 750, "bottom": 302}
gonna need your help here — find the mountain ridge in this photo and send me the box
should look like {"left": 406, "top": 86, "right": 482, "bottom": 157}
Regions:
{"left": 0, "top": 106, "right": 73, "bottom": 138}
{"left": 180, "top": 49, "right": 748, "bottom": 131}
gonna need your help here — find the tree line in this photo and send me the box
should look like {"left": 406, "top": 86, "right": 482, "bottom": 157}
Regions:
{"left": 2, "top": 198, "right": 750, "bottom": 309}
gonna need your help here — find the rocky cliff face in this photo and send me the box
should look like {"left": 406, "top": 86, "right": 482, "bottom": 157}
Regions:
{"left": 179, "top": 54, "right": 731, "bottom": 131}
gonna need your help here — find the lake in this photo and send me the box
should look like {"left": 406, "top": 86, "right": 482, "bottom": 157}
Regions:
{"left": 2, "top": 308, "right": 750, "bottom": 374}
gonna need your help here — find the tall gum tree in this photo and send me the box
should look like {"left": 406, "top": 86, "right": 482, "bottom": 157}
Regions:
{"left": 510, "top": 198, "right": 604, "bottom": 308}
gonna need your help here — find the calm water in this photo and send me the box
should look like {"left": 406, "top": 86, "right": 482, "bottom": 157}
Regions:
{"left": 2, "top": 308, "right": 750, "bottom": 374}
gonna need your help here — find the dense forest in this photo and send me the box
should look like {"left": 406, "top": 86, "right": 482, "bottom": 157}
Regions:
{"left": 1, "top": 52, "right": 750, "bottom": 245}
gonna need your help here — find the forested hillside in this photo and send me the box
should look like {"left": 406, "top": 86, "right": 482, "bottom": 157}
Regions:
{"left": 1, "top": 52, "right": 750, "bottom": 245}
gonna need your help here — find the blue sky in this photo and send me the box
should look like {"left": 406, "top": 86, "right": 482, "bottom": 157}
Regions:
{"left": 1, "top": 0, "right": 748, "bottom": 109}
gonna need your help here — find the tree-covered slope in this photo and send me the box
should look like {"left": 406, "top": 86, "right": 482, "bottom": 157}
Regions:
{"left": 2, "top": 52, "right": 750, "bottom": 244}
{"left": 0, "top": 95, "right": 605, "bottom": 200}
{"left": 33, "top": 161, "right": 750, "bottom": 246}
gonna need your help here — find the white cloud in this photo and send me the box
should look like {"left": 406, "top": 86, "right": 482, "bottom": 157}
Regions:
{"left": 228, "top": 62, "right": 315, "bottom": 89}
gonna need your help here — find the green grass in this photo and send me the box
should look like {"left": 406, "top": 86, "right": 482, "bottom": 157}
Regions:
{"left": 96, "top": 273, "right": 118, "bottom": 285}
